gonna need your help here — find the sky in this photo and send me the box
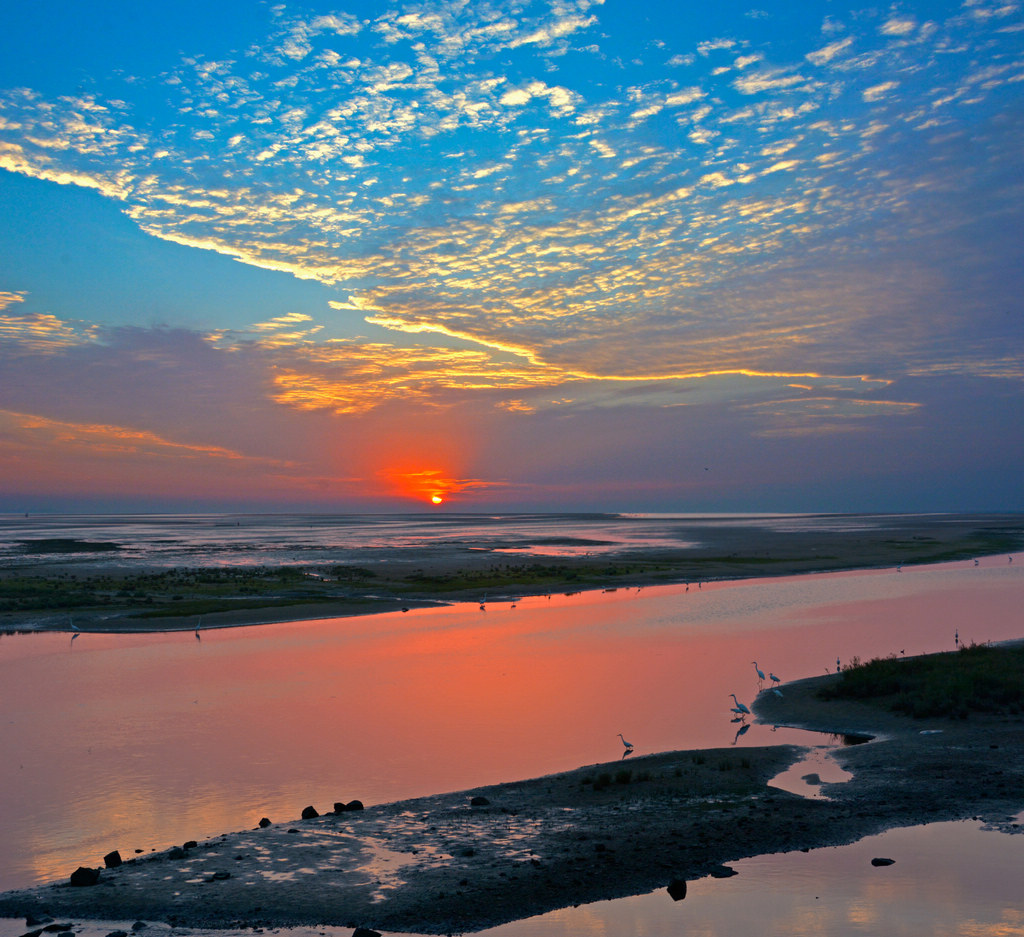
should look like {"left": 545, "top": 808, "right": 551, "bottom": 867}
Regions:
{"left": 1, "top": 0, "right": 1022, "bottom": 513}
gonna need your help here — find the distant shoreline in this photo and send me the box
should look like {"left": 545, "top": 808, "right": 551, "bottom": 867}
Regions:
{"left": 2, "top": 513, "right": 1021, "bottom": 634}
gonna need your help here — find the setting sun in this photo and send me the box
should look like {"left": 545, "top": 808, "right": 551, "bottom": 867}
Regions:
{"left": 431, "top": 495, "right": 443, "bottom": 505}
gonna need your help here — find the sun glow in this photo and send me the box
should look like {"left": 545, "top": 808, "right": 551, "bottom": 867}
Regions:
{"left": 431, "top": 495, "right": 444, "bottom": 504}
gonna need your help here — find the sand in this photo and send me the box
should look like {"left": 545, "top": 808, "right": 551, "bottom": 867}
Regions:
{"left": 1, "top": 672, "right": 1022, "bottom": 935}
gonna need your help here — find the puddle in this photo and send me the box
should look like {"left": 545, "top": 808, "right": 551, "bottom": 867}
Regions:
{"left": 763, "top": 729, "right": 870, "bottom": 799}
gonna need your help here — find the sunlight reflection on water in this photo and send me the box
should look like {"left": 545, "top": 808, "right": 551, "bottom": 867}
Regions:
{"left": 0, "top": 560, "right": 1021, "bottom": 899}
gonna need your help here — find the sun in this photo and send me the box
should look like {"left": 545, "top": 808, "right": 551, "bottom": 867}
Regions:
{"left": 431, "top": 495, "right": 444, "bottom": 505}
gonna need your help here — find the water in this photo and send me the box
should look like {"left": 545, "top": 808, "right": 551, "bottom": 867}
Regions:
{"left": 1, "top": 515, "right": 1022, "bottom": 935}
{"left": 1, "top": 557, "right": 1021, "bottom": 892}
{"left": 0, "top": 510, "right": 1004, "bottom": 574}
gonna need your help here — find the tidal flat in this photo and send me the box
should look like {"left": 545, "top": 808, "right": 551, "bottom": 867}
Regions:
{"left": 2, "top": 512, "right": 1021, "bottom": 633}
{"left": 1, "top": 652, "right": 1022, "bottom": 934}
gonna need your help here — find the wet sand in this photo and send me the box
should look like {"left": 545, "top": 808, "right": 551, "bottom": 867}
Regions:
{"left": 3, "top": 513, "right": 1021, "bottom": 634}
{"left": 1, "top": 670, "right": 1022, "bottom": 935}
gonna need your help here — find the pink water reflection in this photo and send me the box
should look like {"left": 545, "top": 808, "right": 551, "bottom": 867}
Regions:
{"left": 0, "top": 560, "right": 1021, "bottom": 889}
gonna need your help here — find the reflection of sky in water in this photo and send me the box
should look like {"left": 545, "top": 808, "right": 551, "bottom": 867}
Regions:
{"left": 1, "top": 819, "right": 1021, "bottom": 937}
{"left": 0, "top": 511, "right": 977, "bottom": 572}
{"left": 467, "top": 818, "right": 1024, "bottom": 937}
{"left": 0, "top": 560, "right": 1021, "bottom": 931}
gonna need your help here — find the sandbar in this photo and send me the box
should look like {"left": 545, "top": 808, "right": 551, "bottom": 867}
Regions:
{"left": 1, "top": 669, "right": 1022, "bottom": 934}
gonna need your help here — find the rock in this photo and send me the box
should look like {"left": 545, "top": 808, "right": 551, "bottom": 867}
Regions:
{"left": 708, "top": 864, "right": 738, "bottom": 878}
{"left": 470, "top": 796, "right": 490, "bottom": 807}
{"left": 105, "top": 931, "right": 129, "bottom": 937}
{"left": 167, "top": 847, "right": 186, "bottom": 860}
{"left": 69, "top": 866, "right": 100, "bottom": 886}
{"left": 258, "top": 817, "right": 272, "bottom": 828}
{"left": 345, "top": 799, "right": 364, "bottom": 811}
{"left": 301, "top": 805, "right": 319, "bottom": 819}
{"left": 103, "top": 849, "right": 122, "bottom": 868}
{"left": 352, "top": 928, "right": 382, "bottom": 937}
{"left": 212, "top": 870, "right": 231, "bottom": 880}
{"left": 183, "top": 840, "right": 197, "bottom": 849}
{"left": 801, "top": 773, "right": 821, "bottom": 785}
{"left": 667, "top": 878, "right": 688, "bottom": 901}
{"left": 131, "top": 922, "right": 147, "bottom": 931}
{"left": 25, "top": 915, "right": 52, "bottom": 927}
{"left": 871, "top": 857, "right": 896, "bottom": 866}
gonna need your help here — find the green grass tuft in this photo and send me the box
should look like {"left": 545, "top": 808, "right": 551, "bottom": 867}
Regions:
{"left": 819, "top": 643, "right": 1024, "bottom": 719}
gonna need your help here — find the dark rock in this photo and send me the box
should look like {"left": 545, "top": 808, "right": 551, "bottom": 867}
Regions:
{"left": 708, "top": 865, "right": 738, "bottom": 878}
{"left": 69, "top": 866, "right": 100, "bottom": 886}
{"left": 25, "top": 915, "right": 52, "bottom": 927}
{"left": 345, "top": 799, "right": 364, "bottom": 811}
{"left": 103, "top": 850, "right": 122, "bottom": 868}
{"left": 667, "top": 878, "right": 687, "bottom": 901}
{"left": 183, "top": 841, "right": 197, "bottom": 849}
{"left": 801, "top": 773, "right": 821, "bottom": 785}
{"left": 470, "top": 796, "right": 490, "bottom": 807}
{"left": 334, "top": 802, "right": 347, "bottom": 814}
{"left": 258, "top": 817, "right": 272, "bottom": 828}
{"left": 131, "top": 923, "right": 147, "bottom": 931}
{"left": 352, "top": 928, "right": 382, "bottom": 937}
{"left": 301, "top": 805, "right": 319, "bottom": 819}
{"left": 43, "top": 924, "right": 73, "bottom": 932}
{"left": 167, "top": 847, "right": 185, "bottom": 860}
{"left": 105, "top": 931, "right": 129, "bottom": 937}
{"left": 871, "top": 857, "right": 896, "bottom": 866}
{"left": 212, "top": 870, "right": 231, "bottom": 880}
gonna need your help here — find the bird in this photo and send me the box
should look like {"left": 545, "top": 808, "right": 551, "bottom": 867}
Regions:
{"left": 769, "top": 672, "right": 781, "bottom": 687}
{"left": 618, "top": 733, "right": 634, "bottom": 750}
{"left": 752, "top": 661, "right": 766, "bottom": 687}
{"left": 729, "top": 693, "right": 751, "bottom": 716}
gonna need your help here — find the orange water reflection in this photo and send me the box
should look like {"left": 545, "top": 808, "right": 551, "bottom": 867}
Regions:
{"left": 1, "top": 561, "right": 1021, "bottom": 890}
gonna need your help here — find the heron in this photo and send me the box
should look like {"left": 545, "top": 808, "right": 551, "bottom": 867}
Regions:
{"left": 729, "top": 693, "right": 751, "bottom": 716}
{"left": 618, "top": 733, "right": 634, "bottom": 750}
{"left": 770, "top": 672, "right": 781, "bottom": 687}
{"left": 752, "top": 661, "right": 766, "bottom": 687}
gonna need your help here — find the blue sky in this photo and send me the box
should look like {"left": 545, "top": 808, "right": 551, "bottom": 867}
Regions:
{"left": 1, "top": 0, "right": 1022, "bottom": 512}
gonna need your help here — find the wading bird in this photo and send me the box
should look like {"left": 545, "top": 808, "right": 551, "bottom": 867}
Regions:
{"left": 770, "top": 672, "right": 781, "bottom": 687}
{"left": 729, "top": 694, "right": 751, "bottom": 717}
{"left": 752, "top": 661, "right": 766, "bottom": 687}
{"left": 618, "top": 733, "right": 634, "bottom": 750}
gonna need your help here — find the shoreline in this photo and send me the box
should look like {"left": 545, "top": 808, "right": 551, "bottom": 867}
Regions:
{"left": 1, "top": 669, "right": 1022, "bottom": 933}
{"left": 3, "top": 513, "right": 1022, "bottom": 634}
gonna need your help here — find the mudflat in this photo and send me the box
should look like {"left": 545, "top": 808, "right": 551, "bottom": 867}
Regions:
{"left": 1, "top": 669, "right": 1021, "bottom": 935}
{"left": 3, "top": 513, "right": 1022, "bottom": 634}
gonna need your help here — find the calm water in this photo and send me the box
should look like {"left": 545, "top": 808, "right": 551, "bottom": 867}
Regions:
{"left": 0, "top": 510, "right": 998, "bottom": 575}
{"left": 1, "top": 537, "right": 1022, "bottom": 935}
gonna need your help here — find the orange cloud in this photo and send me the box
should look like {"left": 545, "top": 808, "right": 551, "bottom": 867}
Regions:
{"left": 378, "top": 467, "right": 509, "bottom": 505}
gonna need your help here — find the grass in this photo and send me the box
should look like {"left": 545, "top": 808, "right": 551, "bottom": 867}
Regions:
{"left": 819, "top": 642, "right": 1024, "bottom": 719}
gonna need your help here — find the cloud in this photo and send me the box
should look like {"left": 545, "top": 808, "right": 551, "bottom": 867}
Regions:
{"left": 806, "top": 37, "right": 854, "bottom": 66}
{"left": 0, "top": 310, "right": 96, "bottom": 352}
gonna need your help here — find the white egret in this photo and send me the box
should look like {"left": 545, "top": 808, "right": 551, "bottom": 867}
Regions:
{"left": 618, "top": 733, "right": 634, "bottom": 750}
{"left": 729, "top": 694, "right": 751, "bottom": 716}
{"left": 752, "top": 661, "right": 765, "bottom": 687}
{"left": 770, "top": 672, "right": 781, "bottom": 687}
